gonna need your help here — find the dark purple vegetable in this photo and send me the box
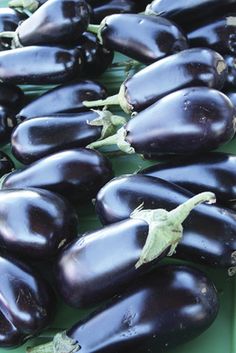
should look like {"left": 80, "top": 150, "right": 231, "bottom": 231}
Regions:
{"left": 90, "top": 0, "right": 140, "bottom": 24}
{"left": 17, "top": 80, "right": 107, "bottom": 121}
{"left": 0, "top": 151, "right": 14, "bottom": 176}
{"left": 141, "top": 152, "right": 236, "bottom": 210}
{"left": 9, "top": 0, "right": 48, "bottom": 13}
{"left": 76, "top": 32, "right": 114, "bottom": 76}
{"left": 145, "top": 0, "right": 236, "bottom": 27}
{"left": 3, "top": 0, "right": 90, "bottom": 48}
{"left": 11, "top": 110, "right": 125, "bottom": 164}
{"left": 0, "top": 105, "right": 17, "bottom": 145}
{"left": 2, "top": 148, "right": 113, "bottom": 202}
{"left": 89, "top": 13, "right": 188, "bottom": 64}
{"left": 0, "top": 8, "right": 24, "bottom": 49}
{"left": 226, "top": 90, "right": 236, "bottom": 107}
{"left": 55, "top": 192, "right": 214, "bottom": 308}
{"left": 0, "top": 46, "right": 84, "bottom": 85}
{"left": 0, "top": 253, "right": 55, "bottom": 348}
{"left": 188, "top": 16, "right": 236, "bottom": 56}
{"left": 28, "top": 265, "right": 219, "bottom": 353}
{"left": 224, "top": 55, "right": 236, "bottom": 89}
{"left": 0, "top": 82, "right": 25, "bottom": 112}
{"left": 0, "top": 188, "right": 78, "bottom": 259}
{"left": 96, "top": 174, "right": 236, "bottom": 272}
{"left": 89, "top": 87, "right": 236, "bottom": 156}
{"left": 84, "top": 48, "right": 227, "bottom": 114}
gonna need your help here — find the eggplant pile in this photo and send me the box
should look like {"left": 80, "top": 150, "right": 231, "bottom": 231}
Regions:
{"left": 0, "top": 0, "right": 235, "bottom": 351}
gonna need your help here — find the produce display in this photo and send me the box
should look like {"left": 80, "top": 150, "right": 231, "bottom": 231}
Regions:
{"left": 0, "top": 0, "right": 235, "bottom": 353}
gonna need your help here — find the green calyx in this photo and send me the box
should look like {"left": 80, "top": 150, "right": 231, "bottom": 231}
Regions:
{"left": 27, "top": 331, "right": 80, "bottom": 353}
{"left": 88, "top": 109, "right": 127, "bottom": 140}
{"left": 145, "top": 4, "right": 158, "bottom": 16}
{"left": 0, "top": 28, "right": 23, "bottom": 49}
{"left": 8, "top": 0, "right": 38, "bottom": 12}
{"left": 131, "top": 192, "right": 216, "bottom": 269}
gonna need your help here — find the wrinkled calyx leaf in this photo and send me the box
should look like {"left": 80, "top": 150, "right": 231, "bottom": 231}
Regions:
{"left": 131, "top": 192, "right": 216, "bottom": 269}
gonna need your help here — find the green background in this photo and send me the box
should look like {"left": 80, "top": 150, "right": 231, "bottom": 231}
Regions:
{"left": 0, "top": 1, "right": 236, "bottom": 352}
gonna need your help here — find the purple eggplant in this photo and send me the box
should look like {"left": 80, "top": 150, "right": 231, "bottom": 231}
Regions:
{"left": 0, "top": 254, "right": 55, "bottom": 348}
{"left": 89, "top": 13, "right": 188, "bottom": 64}
{"left": 89, "top": 87, "right": 236, "bottom": 156}
{"left": 28, "top": 265, "right": 219, "bottom": 353}
{"left": 0, "top": 82, "right": 25, "bottom": 112}
{"left": 96, "top": 174, "right": 236, "bottom": 272}
{"left": 17, "top": 80, "right": 107, "bottom": 121}
{"left": 83, "top": 48, "right": 227, "bottom": 114}
{"left": 226, "top": 90, "right": 236, "bottom": 107}
{"left": 0, "top": 8, "right": 24, "bottom": 50}
{"left": 2, "top": 148, "right": 113, "bottom": 202}
{"left": 224, "top": 55, "right": 236, "bottom": 89}
{"left": 0, "top": 188, "right": 78, "bottom": 259}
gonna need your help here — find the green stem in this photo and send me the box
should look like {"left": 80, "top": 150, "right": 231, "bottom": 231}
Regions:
{"left": 88, "top": 110, "right": 126, "bottom": 140}
{"left": 0, "top": 31, "right": 15, "bottom": 39}
{"left": 27, "top": 332, "right": 80, "bottom": 353}
{"left": 9, "top": 0, "right": 39, "bottom": 12}
{"left": 131, "top": 191, "right": 216, "bottom": 269}
{"left": 87, "top": 24, "right": 100, "bottom": 35}
{"left": 87, "top": 133, "right": 118, "bottom": 149}
{"left": 83, "top": 94, "right": 120, "bottom": 108}
{"left": 27, "top": 341, "right": 54, "bottom": 353}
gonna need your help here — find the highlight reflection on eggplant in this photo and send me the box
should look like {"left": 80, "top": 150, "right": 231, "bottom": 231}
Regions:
{"left": 28, "top": 265, "right": 219, "bottom": 353}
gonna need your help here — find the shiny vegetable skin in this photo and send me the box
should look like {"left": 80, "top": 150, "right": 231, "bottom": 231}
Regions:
{"left": 0, "top": 46, "right": 83, "bottom": 85}
{"left": 0, "top": 8, "right": 23, "bottom": 32}
{"left": 0, "top": 188, "right": 78, "bottom": 259}
{"left": 226, "top": 91, "right": 236, "bottom": 107}
{"left": 146, "top": 0, "right": 236, "bottom": 26}
{"left": 96, "top": 175, "right": 236, "bottom": 270}
{"left": 0, "top": 105, "right": 17, "bottom": 145}
{"left": 17, "top": 80, "right": 107, "bottom": 120}
{"left": 0, "top": 82, "right": 24, "bottom": 112}
{"left": 0, "top": 151, "right": 14, "bottom": 177}
{"left": 11, "top": 112, "right": 103, "bottom": 164}
{"left": 141, "top": 152, "right": 236, "bottom": 210}
{"left": 0, "top": 254, "right": 55, "bottom": 348}
{"left": 97, "top": 14, "right": 188, "bottom": 64}
{"left": 15, "top": 0, "right": 90, "bottom": 47}
{"left": 188, "top": 16, "right": 236, "bottom": 55}
{"left": 2, "top": 149, "right": 113, "bottom": 202}
{"left": 224, "top": 55, "right": 236, "bottom": 88}
{"left": 32, "top": 265, "right": 219, "bottom": 353}
{"left": 77, "top": 32, "right": 114, "bottom": 76}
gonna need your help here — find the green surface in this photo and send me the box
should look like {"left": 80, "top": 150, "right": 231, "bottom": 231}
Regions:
{"left": 1, "top": 0, "right": 236, "bottom": 352}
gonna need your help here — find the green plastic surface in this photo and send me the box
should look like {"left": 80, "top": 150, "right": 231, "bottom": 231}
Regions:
{"left": 1, "top": 1, "right": 236, "bottom": 352}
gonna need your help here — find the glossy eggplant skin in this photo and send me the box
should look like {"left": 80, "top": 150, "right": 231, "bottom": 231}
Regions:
{"left": 0, "top": 105, "right": 17, "bottom": 145}
{"left": 146, "top": 0, "right": 236, "bottom": 26}
{"left": 224, "top": 55, "right": 236, "bottom": 88}
{"left": 12, "top": 112, "right": 102, "bottom": 164}
{"left": 0, "top": 254, "right": 55, "bottom": 348}
{"left": 226, "top": 90, "right": 236, "bottom": 108}
{"left": 141, "top": 152, "right": 236, "bottom": 210}
{"left": 17, "top": 80, "right": 107, "bottom": 120}
{"left": 66, "top": 265, "right": 218, "bottom": 353}
{"left": 125, "top": 87, "right": 235, "bottom": 155}
{"left": 96, "top": 174, "right": 236, "bottom": 269}
{"left": 0, "top": 83, "right": 25, "bottom": 112}
{"left": 0, "top": 46, "right": 83, "bottom": 85}
{"left": 77, "top": 32, "right": 114, "bottom": 76}
{"left": 90, "top": 0, "right": 138, "bottom": 24}
{"left": 17, "top": 0, "right": 90, "bottom": 47}
{"left": 0, "top": 188, "right": 78, "bottom": 259}
{"left": 56, "top": 218, "right": 162, "bottom": 308}
{"left": 188, "top": 16, "right": 236, "bottom": 56}
{"left": 123, "top": 48, "right": 227, "bottom": 113}
{"left": 0, "top": 151, "right": 14, "bottom": 177}
{"left": 2, "top": 149, "right": 113, "bottom": 202}
{"left": 100, "top": 14, "right": 188, "bottom": 64}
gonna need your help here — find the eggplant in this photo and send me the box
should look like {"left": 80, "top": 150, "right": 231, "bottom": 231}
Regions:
{"left": 224, "top": 55, "right": 236, "bottom": 88}
{"left": 0, "top": 46, "right": 84, "bottom": 85}
{"left": 96, "top": 174, "right": 236, "bottom": 272}
{"left": 90, "top": 0, "right": 140, "bottom": 24}
{"left": 89, "top": 87, "right": 236, "bottom": 156}
{"left": 0, "top": 8, "right": 24, "bottom": 49}
{"left": 0, "top": 105, "right": 17, "bottom": 145}
{"left": 28, "top": 265, "right": 219, "bottom": 353}
{"left": 145, "top": 0, "right": 236, "bottom": 27}
{"left": 140, "top": 152, "right": 236, "bottom": 210}
{"left": 83, "top": 48, "right": 227, "bottom": 114}
{"left": 2, "top": 148, "right": 113, "bottom": 202}
{"left": 226, "top": 90, "right": 236, "bottom": 107}
{"left": 9, "top": 0, "right": 48, "bottom": 13}
{"left": 76, "top": 32, "right": 114, "bottom": 76}
{"left": 188, "top": 16, "right": 236, "bottom": 56}
{"left": 0, "top": 82, "right": 25, "bottom": 112}
{"left": 3, "top": 0, "right": 90, "bottom": 48}
{"left": 55, "top": 192, "right": 214, "bottom": 308}
{"left": 17, "top": 80, "right": 107, "bottom": 121}
{"left": 89, "top": 13, "right": 188, "bottom": 64}
{"left": 0, "top": 151, "right": 14, "bottom": 177}
{"left": 0, "top": 253, "right": 55, "bottom": 348}
{"left": 11, "top": 110, "right": 126, "bottom": 164}
{"left": 0, "top": 188, "right": 78, "bottom": 259}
